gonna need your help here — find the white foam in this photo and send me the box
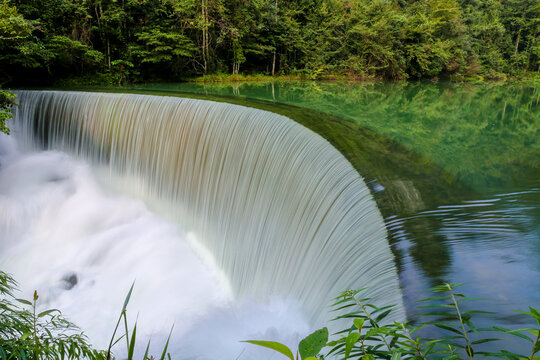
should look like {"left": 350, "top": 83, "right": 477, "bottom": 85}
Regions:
{"left": 0, "top": 143, "right": 307, "bottom": 359}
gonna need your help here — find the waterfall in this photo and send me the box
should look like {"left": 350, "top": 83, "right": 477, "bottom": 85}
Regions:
{"left": 12, "top": 90, "right": 404, "bottom": 326}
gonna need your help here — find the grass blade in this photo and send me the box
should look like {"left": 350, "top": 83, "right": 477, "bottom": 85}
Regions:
{"left": 123, "top": 282, "right": 135, "bottom": 312}
{"left": 127, "top": 322, "right": 137, "bottom": 360}
{"left": 143, "top": 338, "right": 151, "bottom": 360}
{"left": 159, "top": 324, "right": 174, "bottom": 360}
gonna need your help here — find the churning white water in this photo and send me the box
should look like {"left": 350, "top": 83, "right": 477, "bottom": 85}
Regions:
{"left": 0, "top": 135, "right": 309, "bottom": 359}
{"left": 1, "top": 90, "right": 403, "bottom": 358}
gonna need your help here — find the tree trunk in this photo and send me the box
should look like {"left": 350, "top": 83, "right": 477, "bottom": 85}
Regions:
{"left": 107, "top": 38, "right": 111, "bottom": 69}
{"left": 201, "top": 0, "right": 208, "bottom": 73}
{"left": 514, "top": 28, "right": 521, "bottom": 56}
{"left": 205, "top": 4, "right": 209, "bottom": 72}
{"left": 95, "top": 2, "right": 110, "bottom": 69}
{"left": 272, "top": 50, "right": 276, "bottom": 76}
{"left": 272, "top": 0, "right": 278, "bottom": 76}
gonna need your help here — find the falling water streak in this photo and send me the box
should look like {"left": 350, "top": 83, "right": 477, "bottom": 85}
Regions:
{"left": 13, "top": 90, "right": 404, "bottom": 324}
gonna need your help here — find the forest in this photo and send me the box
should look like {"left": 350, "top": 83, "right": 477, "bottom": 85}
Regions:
{"left": 0, "top": 0, "right": 539, "bottom": 85}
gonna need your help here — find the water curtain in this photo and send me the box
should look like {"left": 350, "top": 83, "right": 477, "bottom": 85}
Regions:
{"left": 14, "top": 90, "right": 404, "bottom": 324}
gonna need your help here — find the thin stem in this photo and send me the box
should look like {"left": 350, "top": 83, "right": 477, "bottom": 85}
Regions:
{"left": 33, "top": 291, "right": 39, "bottom": 360}
{"left": 106, "top": 310, "right": 125, "bottom": 360}
{"left": 358, "top": 328, "right": 368, "bottom": 355}
{"left": 123, "top": 312, "right": 131, "bottom": 352}
{"left": 529, "top": 329, "right": 540, "bottom": 360}
{"left": 350, "top": 294, "right": 392, "bottom": 352}
{"left": 400, "top": 323, "right": 427, "bottom": 360}
{"left": 446, "top": 284, "right": 473, "bottom": 360}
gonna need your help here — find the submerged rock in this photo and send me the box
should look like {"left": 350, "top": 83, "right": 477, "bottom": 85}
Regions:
{"left": 61, "top": 273, "right": 78, "bottom": 290}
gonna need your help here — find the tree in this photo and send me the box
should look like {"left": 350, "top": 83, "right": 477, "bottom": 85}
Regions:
{"left": 500, "top": 0, "right": 540, "bottom": 73}
{"left": 0, "top": 0, "right": 538, "bottom": 82}
{"left": 405, "top": 0, "right": 467, "bottom": 78}
{"left": 0, "top": 0, "right": 30, "bottom": 40}
{"left": 340, "top": 0, "right": 408, "bottom": 79}
{"left": 0, "top": 89, "right": 16, "bottom": 135}
{"left": 46, "top": 35, "right": 105, "bottom": 73}
{"left": 129, "top": 28, "right": 197, "bottom": 77}
{"left": 0, "top": 0, "right": 24, "bottom": 133}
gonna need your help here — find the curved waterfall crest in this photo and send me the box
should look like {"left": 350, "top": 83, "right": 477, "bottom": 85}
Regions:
{"left": 14, "top": 90, "right": 404, "bottom": 323}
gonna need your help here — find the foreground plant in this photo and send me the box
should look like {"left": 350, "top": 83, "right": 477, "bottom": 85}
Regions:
{"left": 0, "top": 90, "right": 16, "bottom": 135}
{"left": 0, "top": 271, "right": 173, "bottom": 360}
{"left": 244, "top": 327, "right": 329, "bottom": 360}
{"left": 245, "top": 283, "right": 540, "bottom": 360}
{"left": 3, "top": 269, "right": 539, "bottom": 360}
{"left": 105, "top": 282, "right": 174, "bottom": 360}
{"left": 0, "top": 271, "right": 105, "bottom": 360}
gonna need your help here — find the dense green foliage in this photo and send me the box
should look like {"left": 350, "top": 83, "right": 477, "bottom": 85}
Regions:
{"left": 0, "top": 89, "right": 16, "bottom": 134}
{"left": 0, "top": 0, "right": 539, "bottom": 85}
{"left": 247, "top": 284, "right": 540, "bottom": 360}
{"left": 0, "top": 271, "right": 105, "bottom": 360}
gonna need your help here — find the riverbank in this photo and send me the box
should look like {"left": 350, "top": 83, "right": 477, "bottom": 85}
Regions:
{"left": 187, "top": 71, "right": 540, "bottom": 84}
{"left": 45, "top": 71, "right": 540, "bottom": 88}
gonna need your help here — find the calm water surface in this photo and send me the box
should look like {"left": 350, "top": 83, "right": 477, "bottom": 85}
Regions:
{"left": 132, "top": 81, "right": 540, "bottom": 349}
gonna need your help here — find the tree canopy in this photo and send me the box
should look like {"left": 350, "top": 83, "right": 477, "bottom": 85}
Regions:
{"left": 0, "top": 0, "right": 538, "bottom": 84}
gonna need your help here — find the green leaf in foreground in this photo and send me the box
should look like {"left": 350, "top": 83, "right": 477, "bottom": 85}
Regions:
{"left": 242, "top": 340, "right": 294, "bottom": 360}
{"left": 299, "top": 327, "right": 328, "bottom": 360}
{"left": 0, "top": 345, "right": 7, "bottom": 360}
{"left": 38, "top": 309, "right": 60, "bottom": 318}
{"left": 344, "top": 332, "right": 360, "bottom": 359}
{"left": 19, "top": 332, "right": 32, "bottom": 341}
{"left": 354, "top": 318, "right": 365, "bottom": 331}
{"left": 123, "top": 282, "right": 135, "bottom": 312}
{"left": 15, "top": 298, "right": 32, "bottom": 306}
